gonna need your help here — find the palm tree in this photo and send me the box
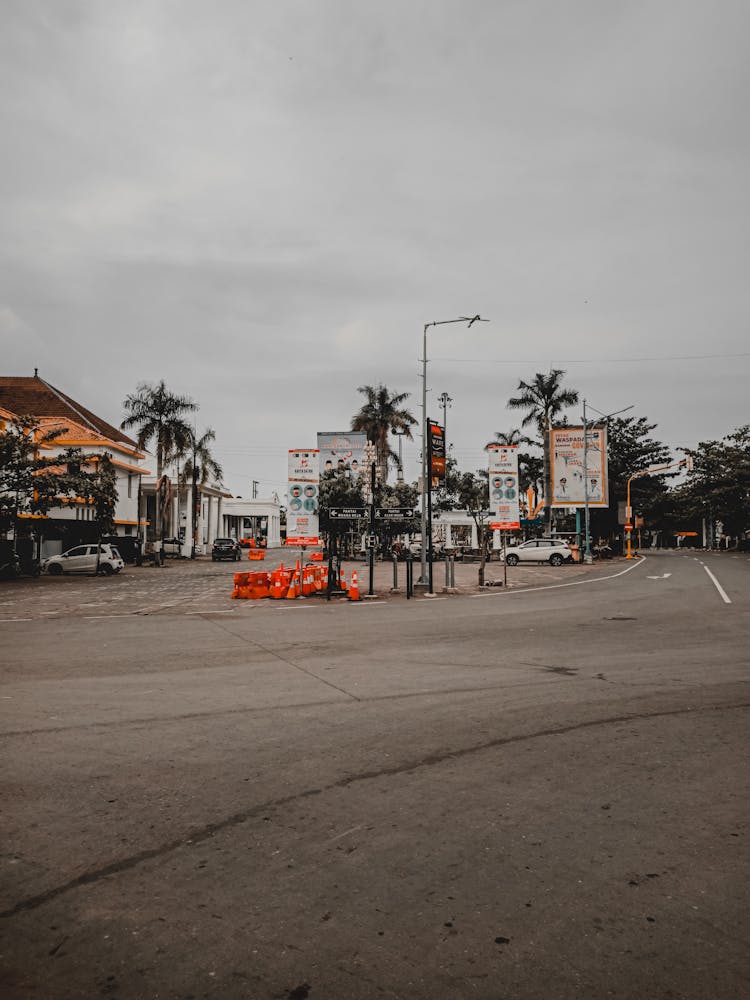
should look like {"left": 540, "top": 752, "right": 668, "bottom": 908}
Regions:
{"left": 121, "top": 380, "right": 197, "bottom": 554}
{"left": 351, "top": 384, "right": 417, "bottom": 483}
{"left": 507, "top": 370, "right": 579, "bottom": 531}
{"left": 182, "top": 428, "right": 223, "bottom": 559}
{"left": 484, "top": 427, "right": 535, "bottom": 450}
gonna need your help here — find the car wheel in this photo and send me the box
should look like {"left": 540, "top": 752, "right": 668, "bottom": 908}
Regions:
{"left": 505, "top": 553, "right": 519, "bottom": 566}
{"left": 550, "top": 553, "right": 564, "bottom": 566}
{"left": 99, "top": 563, "right": 114, "bottom": 575}
{"left": 48, "top": 563, "right": 63, "bottom": 576}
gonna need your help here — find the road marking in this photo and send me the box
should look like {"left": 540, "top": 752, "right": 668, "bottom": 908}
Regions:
{"left": 470, "top": 557, "right": 646, "bottom": 598}
{"left": 0, "top": 618, "right": 32, "bottom": 623}
{"left": 703, "top": 565, "right": 732, "bottom": 604}
{"left": 647, "top": 573, "right": 672, "bottom": 579}
{"left": 184, "top": 610, "right": 237, "bottom": 615}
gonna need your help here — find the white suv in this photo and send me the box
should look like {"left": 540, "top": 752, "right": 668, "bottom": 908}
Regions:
{"left": 43, "top": 543, "right": 125, "bottom": 576}
{"left": 503, "top": 538, "right": 573, "bottom": 566}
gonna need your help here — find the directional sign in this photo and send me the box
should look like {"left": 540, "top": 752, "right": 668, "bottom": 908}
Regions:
{"left": 375, "top": 507, "right": 418, "bottom": 520}
{"left": 328, "top": 507, "right": 366, "bottom": 519}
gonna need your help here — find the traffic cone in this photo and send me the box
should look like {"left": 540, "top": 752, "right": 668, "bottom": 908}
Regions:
{"left": 349, "top": 569, "right": 360, "bottom": 601}
{"left": 340, "top": 568, "right": 346, "bottom": 594}
{"left": 286, "top": 568, "right": 299, "bottom": 599}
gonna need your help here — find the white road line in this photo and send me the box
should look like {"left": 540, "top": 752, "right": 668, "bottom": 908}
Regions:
{"left": 0, "top": 618, "right": 32, "bottom": 623}
{"left": 703, "top": 565, "right": 732, "bottom": 604}
{"left": 184, "top": 610, "right": 237, "bottom": 615}
{"left": 470, "top": 557, "right": 646, "bottom": 598}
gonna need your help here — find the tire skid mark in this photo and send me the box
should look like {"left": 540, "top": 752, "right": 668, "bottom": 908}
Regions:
{"left": 3, "top": 699, "right": 748, "bottom": 920}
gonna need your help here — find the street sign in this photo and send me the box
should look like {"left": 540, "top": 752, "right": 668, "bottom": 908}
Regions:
{"left": 364, "top": 533, "right": 378, "bottom": 549}
{"left": 624, "top": 523, "right": 633, "bottom": 531}
{"left": 375, "top": 507, "right": 418, "bottom": 520}
{"left": 328, "top": 507, "right": 366, "bottom": 519}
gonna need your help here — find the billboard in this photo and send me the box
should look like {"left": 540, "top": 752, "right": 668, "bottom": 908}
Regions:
{"left": 550, "top": 426, "right": 608, "bottom": 507}
{"left": 317, "top": 432, "right": 367, "bottom": 477}
{"left": 488, "top": 445, "right": 520, "bottom": 530}
{"left": 287, "top": 449, "right": 320, "bottom": 545}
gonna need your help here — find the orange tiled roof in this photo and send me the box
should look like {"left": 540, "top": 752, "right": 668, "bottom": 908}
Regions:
{"left": 0, "top": 375, "right": 139, "bottom": 450}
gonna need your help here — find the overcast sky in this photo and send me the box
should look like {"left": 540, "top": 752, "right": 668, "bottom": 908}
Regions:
{"left": 2, "top": 0, "right": 748, "bottom": 498}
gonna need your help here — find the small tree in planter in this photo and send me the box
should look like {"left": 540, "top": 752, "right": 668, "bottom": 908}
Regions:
{"left": 456, "top": 470, "right": 493, "bottom": 586}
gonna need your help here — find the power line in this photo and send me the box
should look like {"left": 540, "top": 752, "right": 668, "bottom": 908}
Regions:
{"left": 432, "top": 351, "right": 750, "bottom": 365}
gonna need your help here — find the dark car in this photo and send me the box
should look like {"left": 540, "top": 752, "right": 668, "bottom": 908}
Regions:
{"left": 212, "top": 538, "right": 241, "bottom": 561}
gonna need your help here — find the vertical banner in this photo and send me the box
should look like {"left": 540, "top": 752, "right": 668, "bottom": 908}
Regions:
{"left": 428, "top": 420, "right": 446, "bottom": 487}
{"left": 488, "top": 445, "right": 520, "bottom": 530}
{"left": 550, "top": 427, "right": 608, "bottom": 506}
{"left": 287, "top": 449, "right": 320, "bottom": 545}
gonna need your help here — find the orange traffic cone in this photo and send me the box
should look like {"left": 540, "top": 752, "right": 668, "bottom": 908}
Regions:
{"left": 286, "top": 569, "right": 299, "bottom": 599}
{"left": 349, "top": 569, "right": 360, "bottom": 601}
{"left": 340, "top": 569, "right": 346, "bottom": 595}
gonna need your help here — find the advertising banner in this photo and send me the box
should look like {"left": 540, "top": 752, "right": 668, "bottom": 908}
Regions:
{"left": 488, "top": 445, "right": 520, "bottom": 530}
{"left": 428, "top": 421, "right": 446, "bottom": 487}
{"left": 317, "top": 432, "right": 367, "bottom": 477}
{"left": 287, "top": 449, "right": 320, "bottom": 545}
{"left": 550, "top": 427, "right": 608, "bottom": 507}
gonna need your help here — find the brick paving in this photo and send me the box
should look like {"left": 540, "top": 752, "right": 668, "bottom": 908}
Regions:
{"left": 0, "top": 547, "right": 627, "bottom": 622}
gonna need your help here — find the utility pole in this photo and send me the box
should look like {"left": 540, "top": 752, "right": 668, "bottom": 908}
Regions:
{"left": 437, "top": 392, "right": 453, "bottom": 451}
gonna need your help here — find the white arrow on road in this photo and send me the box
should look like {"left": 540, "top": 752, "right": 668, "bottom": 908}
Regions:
{"left": 647, "top": 573, "right": 672, "bottom": 579}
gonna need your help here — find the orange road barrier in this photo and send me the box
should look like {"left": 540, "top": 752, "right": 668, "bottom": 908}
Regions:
{"left": 349, "top": 570, "right": 360, "bottom": 601}
{"left": 310, "top": 552, "right": 324, "bottom": 562}
{"left": 248, "top": 550, "right": 265, "bottom": 561}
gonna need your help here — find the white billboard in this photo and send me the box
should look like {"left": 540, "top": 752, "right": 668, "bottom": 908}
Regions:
{"left": 488, "top": 445, "right": 520, "bottom": 530}
{"left": 317, "top": 432, "right": 367, "bottom": 477}
{"left": 287, "top": 449, "right": 320, "bottom": 545}
{"left": 549, "top": 427, "right": 608, "bottom": 507}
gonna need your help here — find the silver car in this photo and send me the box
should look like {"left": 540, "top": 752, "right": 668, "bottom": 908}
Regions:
{"left": 43, "top": 543, "right": 125, "bottom": 576}
{"left": 503, "top": 538, "right": 573, "bottom": 567}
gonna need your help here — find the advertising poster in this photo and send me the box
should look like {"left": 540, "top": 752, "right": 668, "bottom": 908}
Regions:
{"left": 428, "top": 420, "right": 446, "bottom": 487}
{"left": 549, "top": 427, "right": 608, "bottom": 507}
{"left": 488, "top": 445, "right": 520, "bottom": 530}
{"left": 317, "top": 432, "right": 367, "bottom": 477}
{"left": 287, "top": 449, "right": 320, "bottom": 545}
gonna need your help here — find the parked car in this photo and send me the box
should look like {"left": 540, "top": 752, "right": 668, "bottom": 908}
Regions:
{"left": 502, "top": 538, "right": 573, "bottom": 567}
{"left": 162, "top": 537, "right": 184, "bottom": 558}
{"left": 43, "top": 543, "right": 125, "bottom": 576}
{"left": 211, "top": 538, "right": 241, "bottom": 561}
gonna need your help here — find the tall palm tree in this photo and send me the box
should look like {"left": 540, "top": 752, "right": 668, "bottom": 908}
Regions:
{"left": 121, "top": 380, "right": 197, "bottom": 552}
{"left": 182, "top": 428, "right": 223, "bottom": 559}
{"left": 507, "top": 370, "right": 579, "bottom": 531}
{"left": 351, "top": 384, "right": 417, "bottom": 483}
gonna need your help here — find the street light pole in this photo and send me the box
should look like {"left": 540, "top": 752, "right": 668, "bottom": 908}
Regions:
{"left": 437, "top": 391, "right": 453, "bottom": 449}
{"left": 420, "top": 316, "right": 487, "bottom": 585}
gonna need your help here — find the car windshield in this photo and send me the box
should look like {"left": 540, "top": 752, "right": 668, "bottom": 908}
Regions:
{"left": 215, "top": 539, "right": 233, "bottom": 544}
{"left": 110, "top": 547, "right": 121, "bottom": 559}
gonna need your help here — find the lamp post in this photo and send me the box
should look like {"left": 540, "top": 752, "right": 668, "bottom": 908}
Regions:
{"left": 394, "top": 427, "right": 405, "bottom": 483}
{"left": 419, "top": 316, "right": 487, "bottom": 585}
{"left": 581, "top": 401, "right": 634, "bottom": 563}
{"left": 437, "top": 392, "right": 453, "bottom": 451}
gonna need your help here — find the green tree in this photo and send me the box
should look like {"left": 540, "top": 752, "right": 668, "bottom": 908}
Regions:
{"left": 676, "top": 426, "right": 750, "bottom": 541}
{"left": 456, "top": 470, "right": 493, "bottom": 586}
{"left": 121, "top": 381, "right": 197, "bottom": 551}
{"left": 484, "top": 427, "right": 534, "bottom": 449}
{"left": 181, "top": 428, "right": 223, "bottom": 559}
{"left": 507, "top": 370, "right": 579, "bottom": 532}
{"left": 594, "top": 415, "right": 673, "bottom": 541}
{"left": 351, "top": 384, "right": 417, "bottom": 483}
{"left": 1, "top": 417, "right": 69, "bottom": 539}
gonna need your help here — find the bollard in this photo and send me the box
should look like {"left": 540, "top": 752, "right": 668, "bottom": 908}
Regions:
{"left": 449, "top": 555, "right": 455, "bottom": 589}
{"left": 406, "top": 553, "right": 413, "bottom": 599}
{"left": 392, "top": 554, "right": 399, "bottom": 592}
{"left": 445, "top": 556, "right": 450, "bottom": 590}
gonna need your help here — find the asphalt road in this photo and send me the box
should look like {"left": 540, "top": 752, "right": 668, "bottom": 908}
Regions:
{"left": 1, "top": 550, "right": 748, "bottom": 999}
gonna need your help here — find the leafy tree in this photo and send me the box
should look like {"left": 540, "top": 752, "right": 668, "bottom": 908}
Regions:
{"left": 181, "top": 428, "right": 223, "bottom": 558}
{"left": 455, "top": 470, "right": 493, "bottom": 585}
{"left": 0, "top": 417, "right": 71, "bottom": 538}
{"left": 507, "top": 370, "right": 579, "bottom": 531}
{"left": 121, "top": 381, "right": 197, "bottom": 549}
{"left": 351, "top": 384, "right": 417, "bottom": 484}
{"left": 593, "top": 415, "right": 672, "bottom": 540}
{"left": 676, "top": 426, "right": 750, "bottom": 540}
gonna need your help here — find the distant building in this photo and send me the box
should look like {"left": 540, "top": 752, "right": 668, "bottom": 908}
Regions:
{"left": 0, "top": 374, "right": 150, "bottom": 557}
